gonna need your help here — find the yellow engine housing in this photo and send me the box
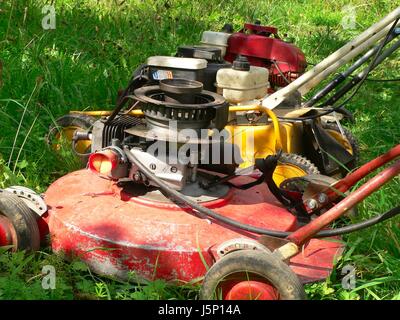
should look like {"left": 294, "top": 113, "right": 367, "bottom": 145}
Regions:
{"left": 225, "top": 121, "right": 303, "bottom": 168}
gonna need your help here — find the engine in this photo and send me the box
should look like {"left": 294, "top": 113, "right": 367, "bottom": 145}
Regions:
{"left": 82, "top": 22, "right": 307, "bottom": 193}
{"left": 87, "top": 77, "right": 239, "bottom": 192}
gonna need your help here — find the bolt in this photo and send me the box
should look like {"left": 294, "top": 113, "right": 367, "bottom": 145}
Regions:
{"left": 170, "top": 166, "right": 177, "bottom": 173}
{"left": 134, "top": 172, "right": 141, "bottom": 181}
{"left": 111, "top": 138, "right": 120, "bottom": 147}
{"left": 318, "top": 193, "right": 328, "bottom": 204}
{"left": 306, "top": 199, "right": 318, "bottom": 210}
{"left": 149, "top": 163, "right": 156, "bottom": 170}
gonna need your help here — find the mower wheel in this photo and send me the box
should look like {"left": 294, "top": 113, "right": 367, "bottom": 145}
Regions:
{"left": 0, "top": 191, "right": 40, "bottom": 252}
{"left": 274, "top": 153, "right": 320, "bottom": 187}
{"left": 46, "top": 114, "right": 96, "bottom": 165}
{"left": 200, "top": 249, "right": 306, "bottom": 300}
{"left": 322, "top": 123, "right": 360, "bottom": 171}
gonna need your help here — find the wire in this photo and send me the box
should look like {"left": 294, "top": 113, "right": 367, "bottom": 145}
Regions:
{"left": 278, "top": 18, "right": 400, "bottom": 122}
{"left": 272, "top": 60, "right": 291, "bottom": 84}
{"left": 349, "top": 75, "right": 400, "bottom": 82}
{"left": 365, "top": 77, "right": 400, "bottom": 82}
{"left": 123, "top": 146, "right": 400, "bottom": 239}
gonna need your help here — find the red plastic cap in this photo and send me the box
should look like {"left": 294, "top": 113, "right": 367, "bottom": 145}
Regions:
{"left": 88, "top": 150, "right": 119, "bottom": 175}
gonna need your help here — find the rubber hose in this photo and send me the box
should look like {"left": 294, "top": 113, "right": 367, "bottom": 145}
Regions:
{"left": 123, "top": 146, "right": 400, "bottom": 239}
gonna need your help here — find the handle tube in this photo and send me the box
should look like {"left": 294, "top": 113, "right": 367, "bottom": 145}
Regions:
{"left": 261, "top": 8, "right": 400, "bottom": 109}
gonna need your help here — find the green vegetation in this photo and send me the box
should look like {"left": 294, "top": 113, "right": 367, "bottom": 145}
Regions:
{"left": 0, "top": 0, "right": 399, "bottom": 300}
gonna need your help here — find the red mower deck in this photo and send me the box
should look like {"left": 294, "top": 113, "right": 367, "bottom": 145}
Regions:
{"left": 44, "top": 169, "right": 344, "bottom": 284}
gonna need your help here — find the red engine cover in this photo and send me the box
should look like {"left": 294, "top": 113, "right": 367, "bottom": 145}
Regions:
{"left": 225, "top": 23, "right": 307, "bottom": 87}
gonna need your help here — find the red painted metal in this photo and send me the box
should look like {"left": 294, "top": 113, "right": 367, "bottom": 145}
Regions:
{"left": 225, "top": 23, "right": 307, "bottom": 87}
{"left": 225, "top": 280, "right": 279, "bottom": 300}
{"left": 289, "top": 160, "right": 400, "bottom": 246}
{"left": 332, "top": 144, "right": 400, "bottom": 196}
{"left": 0, "top": 216, "right": 13, "bottom": 247}
{"left": 299, "top": 144, "right": 400, "bottom": 213}
{"left": 243, "top": 23, "right": 279, "bottom": 37}
{"left": 37, "top": 215, "right": 50, "bottom": 243}
{"left": 88, "top": 149, "right": 119, "bottom": 174}
{"left": 44, "top": 169, "right": 343, "bottom": 283}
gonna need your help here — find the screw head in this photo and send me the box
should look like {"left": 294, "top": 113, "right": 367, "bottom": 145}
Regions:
{"left": 306, "top": 199, "right": 318, "bottom": 210}
{"left": 318, "top": 193, "right": 328, "bottom": 204}
{"left": 170, "top": 166, "right": 177, "bottom": 173}
{"left": 134, "top": 172, "right": 141, "bottom": 181}
{"left": 149, "top": 163, "right": 156, "bottom": 170}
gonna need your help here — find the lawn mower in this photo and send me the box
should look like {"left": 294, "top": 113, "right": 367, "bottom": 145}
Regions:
{"left": 1, "top": 8, "right": 399, "bottom": 301}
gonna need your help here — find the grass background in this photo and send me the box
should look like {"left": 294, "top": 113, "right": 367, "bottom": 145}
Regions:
{"left": 0, "top": 0, "right": 399, "bottom": 299}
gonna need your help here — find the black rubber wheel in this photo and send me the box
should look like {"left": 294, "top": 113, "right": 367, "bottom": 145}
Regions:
{"left": 0, "top": 191, "right": 40, "bottom": 252}
{"left": 200, "top": 250, "right": 306, "bottom": 300}
{"left": 274, "top": 153, "right": 320, "bottom": 187}
{"left": 46, "top": 114, "right": 96, "bottom": 165}
{"left": 322, "top": 122, "right": 360, "bottom": 171}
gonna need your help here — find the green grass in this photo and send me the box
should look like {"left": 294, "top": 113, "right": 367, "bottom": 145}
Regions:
{"left": 0, "top": 0, "right": 399, "bottom": 300}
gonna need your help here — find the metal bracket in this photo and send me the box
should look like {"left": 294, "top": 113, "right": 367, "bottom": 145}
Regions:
{"left": 4, "top": 186, "right": 47, "bottom": 216}
{"left": 303, "top": 120, "right": 354, "bottom": 175}
{"left": 216, "top": 238, "right": 271, "bottom": 258}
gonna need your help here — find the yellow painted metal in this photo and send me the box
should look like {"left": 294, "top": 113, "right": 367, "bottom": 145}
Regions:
{"left": 273, "top": 163, "right": 308, "bottom": 187}
{"left": 226, "top": 105, "right": 303, "bottom": 167}
{"left": 54, "top": 126, "right": 91, "bottom": 154}
{"left": 325, "top": 129, "right": 353, "bottom": 155}
{"left": 226, "top": 122, "right": 303, "bottom": 167}
{"left": 70, "top": 105, "right": 264, "bottom": 118}
{"left": 228, "top": 105, "right": 261, "bottom": 112}
{"left": 226, "top": 104, "right": 308, "bottom": 184}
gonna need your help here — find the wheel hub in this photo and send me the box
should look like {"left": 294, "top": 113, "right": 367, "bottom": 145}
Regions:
{"left": 0, "top": 216, "right": 14, "bottom": 247}
{"left": 225, "top": 280, "right": 279, "bottom": 300}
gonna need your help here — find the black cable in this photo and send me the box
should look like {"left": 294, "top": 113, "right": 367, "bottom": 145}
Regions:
{"left": 105, "top": 64, "right": 148, "bottom": 125}
{"left": 317, "top": 206, "right": 400, "bottom": 237}
{"left": 303, "top": 28, "right": 400, "bottom": 109}
{"left": 278, "top": 18, "right": 399, "bottom": 122}
{"left": 123, "top": 146, "right": 400, "bottom": 239}
{"left": 365, "top": 77, "right": 400, "bottom": 82}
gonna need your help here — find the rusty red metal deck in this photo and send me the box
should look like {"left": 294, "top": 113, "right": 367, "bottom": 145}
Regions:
{"left": 44, "top": 169, "right": 344, "bottom": 284}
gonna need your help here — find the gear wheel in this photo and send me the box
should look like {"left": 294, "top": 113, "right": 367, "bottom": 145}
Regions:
{"left": 274, "top": 153, "right": 320, "bottom": 187}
